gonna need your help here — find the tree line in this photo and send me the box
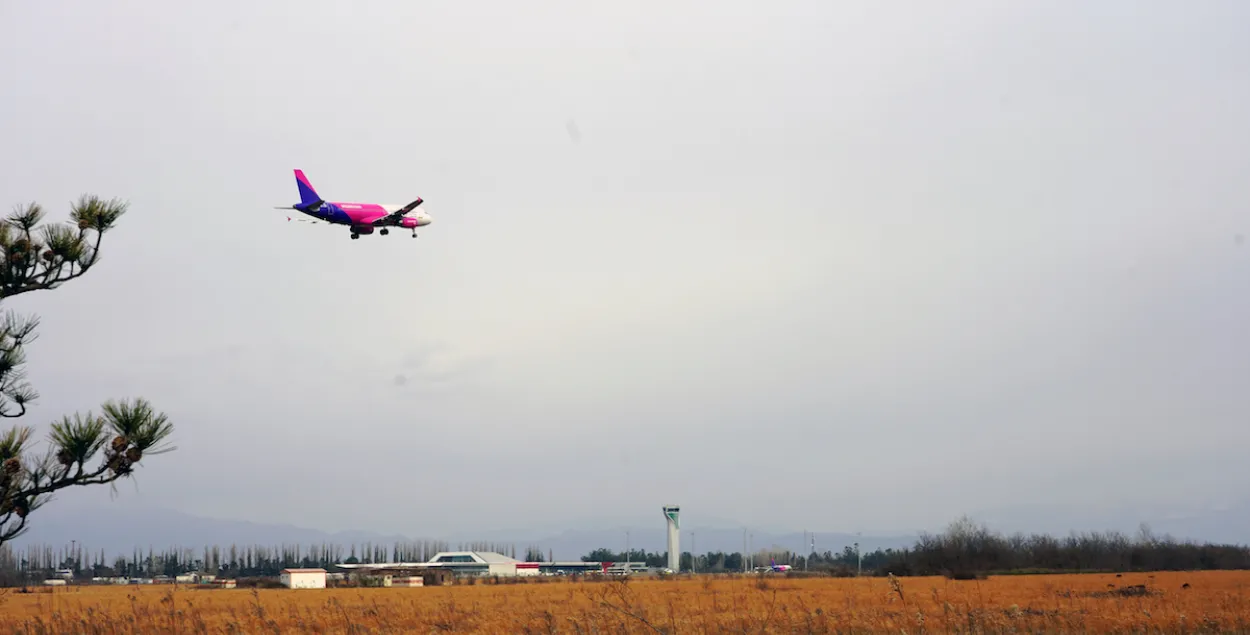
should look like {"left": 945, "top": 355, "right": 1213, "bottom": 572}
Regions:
{"left": 579, "top": 546, "right": 885, "bottom": 573}
{"left": 0, "top": 539, "right": 532, "bottom": 584}
{"left": 580, "top": 517, "right": 1250, "bottom": 577}
{"left": 4, "top": 515, "right": 1244, "bottom": 584}
{"left": 873, "top": 516, "right": 1250, "bottom": 577}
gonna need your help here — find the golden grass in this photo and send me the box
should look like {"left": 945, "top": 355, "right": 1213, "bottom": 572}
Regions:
{"left": 1, "top": 570, "right": 1247, "bottom": 633}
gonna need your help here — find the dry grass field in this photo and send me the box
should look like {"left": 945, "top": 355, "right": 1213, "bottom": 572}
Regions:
{"left": 0, "top": 570, "right": 1247, "bottom": 633}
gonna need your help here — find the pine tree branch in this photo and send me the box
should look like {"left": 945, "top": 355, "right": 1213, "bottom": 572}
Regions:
{"left": 3, "top": 229, "right": 104, "bottom": 298}
{"left": 0, "top": 196, "right": 121, "bottom": 301}
{"left": 0, "top": 195, "right": 163, "bottom": 551}
{"left": 0, "top": 512, "right": 27, "bottom": 543}
{"left": 0, "top": 403, "right": 27, "bottom": 419}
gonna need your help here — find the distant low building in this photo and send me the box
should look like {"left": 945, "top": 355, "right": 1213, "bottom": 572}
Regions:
{"left": 175, "top": 573, "right": 216, "bottom": 584}
{"left": 280, "top": 568, "right": 327, "bottom": 589}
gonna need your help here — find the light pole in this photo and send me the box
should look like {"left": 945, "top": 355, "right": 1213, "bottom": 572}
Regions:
{"left": 749, "top": 533, "right": 754, "bottom": 570}
{"left": 742, "top": 528, "right": 747, "bottom": 573}
{"left": 856, "top": 531, "right": 862, "bottom": 577}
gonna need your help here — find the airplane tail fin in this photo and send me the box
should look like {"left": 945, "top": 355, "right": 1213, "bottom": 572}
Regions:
{"left": 293, "top": 169, "right": 322, "bottom": 207}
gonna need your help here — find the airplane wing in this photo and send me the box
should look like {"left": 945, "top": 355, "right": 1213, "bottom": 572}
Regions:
{"left": 370, "top": 198, "right": 423, "bottom": 226}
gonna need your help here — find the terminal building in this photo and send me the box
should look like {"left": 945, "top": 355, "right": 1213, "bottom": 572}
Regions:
{"left": 335, "top": 551, "right": 644, "bottom": 579}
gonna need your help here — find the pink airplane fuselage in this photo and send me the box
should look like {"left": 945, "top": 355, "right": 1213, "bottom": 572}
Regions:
{"left": 309, "top": 201, "right": 432, "bottom": 233}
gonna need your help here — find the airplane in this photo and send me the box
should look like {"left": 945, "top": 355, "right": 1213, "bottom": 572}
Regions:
{"left": 274, "top": 169, "right": 432, "bottom": 240}
{"left": 769, "top": 558, "right": 792, "bottom": 572}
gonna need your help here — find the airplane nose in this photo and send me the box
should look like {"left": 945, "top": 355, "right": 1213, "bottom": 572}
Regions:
{"left": 420, "top": 214, "right": 432, "bottom": 226}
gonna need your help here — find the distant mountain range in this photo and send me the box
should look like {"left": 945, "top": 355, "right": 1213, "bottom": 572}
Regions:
{"left": 8, "top": 498, "right": 1248, "bottom": 561}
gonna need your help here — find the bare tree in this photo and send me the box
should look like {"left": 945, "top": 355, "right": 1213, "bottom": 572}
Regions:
{"left": 0, "top": 195, "right": 175, "bottom": 545}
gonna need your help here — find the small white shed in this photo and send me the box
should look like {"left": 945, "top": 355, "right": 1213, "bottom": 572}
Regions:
{"left": 280, "top": 568, "right": 327, "bottom": 589}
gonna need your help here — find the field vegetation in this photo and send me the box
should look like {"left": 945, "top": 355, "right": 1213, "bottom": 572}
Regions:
{"left": 0, "top": 570, "right": 1247, "bottom": 634}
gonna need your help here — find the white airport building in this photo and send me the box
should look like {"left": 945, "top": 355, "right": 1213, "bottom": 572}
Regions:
{"left": 334, "top": 505, "right": 678, "bottom": 581}
{"left": 280, "top": 568, "right": 327, "bottom": 589}
{"left": 336, "top": 550, "right": 642, "bottom": 579}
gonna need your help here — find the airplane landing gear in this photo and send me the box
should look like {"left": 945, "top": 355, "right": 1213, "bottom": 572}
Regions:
{"left": 412, "top": 229, "right": 418, "bottom": 238}
{"left": 350, "top": 232, "right": 360, "bottom": 240}
{"left": 380, "top": 228, "right": 389, "bottom": 236}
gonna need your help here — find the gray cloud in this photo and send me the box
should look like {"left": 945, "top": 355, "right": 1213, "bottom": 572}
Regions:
{"left": 1, "top": 0, "right": 1248, "bottom": 540}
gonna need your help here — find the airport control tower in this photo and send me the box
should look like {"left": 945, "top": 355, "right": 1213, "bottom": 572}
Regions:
{"left": 662, "top": 505, "right": 680, "bottom": 572}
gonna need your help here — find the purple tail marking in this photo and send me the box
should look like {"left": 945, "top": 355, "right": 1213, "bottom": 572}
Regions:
{"left": 294, "top": 169, "right": 321, "bottom": 207}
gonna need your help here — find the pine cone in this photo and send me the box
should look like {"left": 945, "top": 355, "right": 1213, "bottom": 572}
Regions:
{"left": 111, "top": 436, "right": 128, "bottom": 453}
{"left": 2, "top": 457, "right": 19, "bottom": 475}
{"left": 13, "top": 499, "right": 28, "bottom": 518}
{"left": 125, "top": 447, "right": 142, "bottom": 463}
{"left": 57, "top": 448, "right": 75, "bottom": 466}
{"left": 78, "top": 219, "right": 91, "bottom": 230}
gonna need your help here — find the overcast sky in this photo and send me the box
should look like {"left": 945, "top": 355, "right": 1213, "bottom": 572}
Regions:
{"left": 2, "top": 0, "right": 1248, "bottom": 539}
